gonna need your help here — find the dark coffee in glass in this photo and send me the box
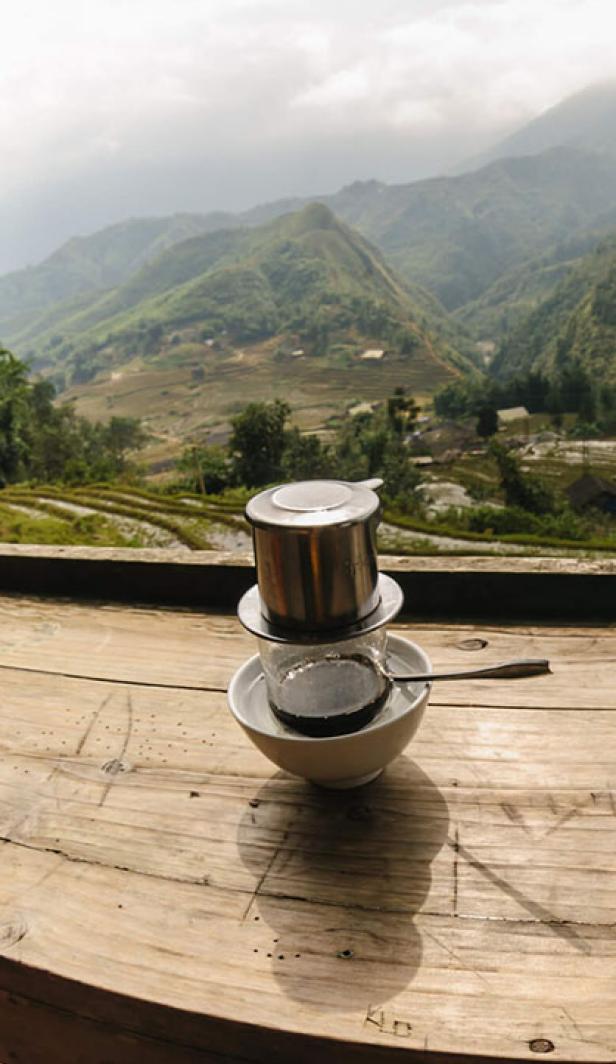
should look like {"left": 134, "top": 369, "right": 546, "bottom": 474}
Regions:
{"left": 268, "top": 653, "right": 392, "bottom": 737}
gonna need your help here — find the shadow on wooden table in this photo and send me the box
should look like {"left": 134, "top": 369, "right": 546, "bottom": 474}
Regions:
{"left": 236, "top": 756, "right": 449, "bottom": 1012}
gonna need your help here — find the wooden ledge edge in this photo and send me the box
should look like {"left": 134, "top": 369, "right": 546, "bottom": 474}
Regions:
{"left": 0, "top": 956, "right": 584, "bottom": 1064}
{"left": 0, "top": 545, "right": 613, "bottom": 620}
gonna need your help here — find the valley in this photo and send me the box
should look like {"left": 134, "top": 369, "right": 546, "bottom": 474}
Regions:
{"left": 61, "top": 328, "right": 457, "bottom": 470}
{"left": 1, "top": 81, "right": 616, "bottom": 557}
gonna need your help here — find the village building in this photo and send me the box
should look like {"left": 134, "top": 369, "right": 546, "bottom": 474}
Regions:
{"left": 359, "top": 348, "right": 385, "bottom": 361}
{"left": 566, "top": 473, "right": 616, "bottom": 514}
{"left": 497, "top": 406, "right": 530, "bottom": 428}
{"left": 348, "top": 401, "right": 376, "bottom": 417}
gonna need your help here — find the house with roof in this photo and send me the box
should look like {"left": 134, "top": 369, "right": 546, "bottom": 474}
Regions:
{"left": 566, "top": 473, "right": 616, "bottom": 514}
{"left": 497, "top": 406, "right": 529, "bottom": 429}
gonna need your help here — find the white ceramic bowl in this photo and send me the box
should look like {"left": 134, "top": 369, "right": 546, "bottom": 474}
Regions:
{"left": 227, "top": 633, "right": 431, "bottom": 788}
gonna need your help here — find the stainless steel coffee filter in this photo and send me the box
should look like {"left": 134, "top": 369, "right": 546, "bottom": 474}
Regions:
{"left": 245, "top": 479, "right": 383, "bottom": 631}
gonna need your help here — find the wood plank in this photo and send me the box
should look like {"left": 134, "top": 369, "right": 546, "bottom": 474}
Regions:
{"left": 0, "top": 596, "right": 613, "bottom": 1061}
{"left": 0, "top": 595, "right": 613, "bottom": 709}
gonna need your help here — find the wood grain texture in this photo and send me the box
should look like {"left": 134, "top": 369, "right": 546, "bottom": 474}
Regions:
{"left": 0, "top": 594, "right": 612, "bottom": 1062}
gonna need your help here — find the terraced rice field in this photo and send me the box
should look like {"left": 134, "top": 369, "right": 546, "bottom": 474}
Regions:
{"left": 1, "top": 481, "right": 614, "bottom": 557}
{"left": 0, "top": 486, "right": 252, "bottom": 551}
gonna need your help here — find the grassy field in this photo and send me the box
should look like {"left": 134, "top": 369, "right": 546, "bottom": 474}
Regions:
{"left": 60, "top": 332, "right": 452, "bottom": 469}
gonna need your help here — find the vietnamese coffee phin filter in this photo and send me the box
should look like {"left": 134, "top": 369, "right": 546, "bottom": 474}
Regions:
{"left": 237, "top": 478, "right": 404, "bottom": 737}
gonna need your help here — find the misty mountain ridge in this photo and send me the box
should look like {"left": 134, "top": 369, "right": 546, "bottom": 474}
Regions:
{"left": 0, "top": 212, "right": 238, "bottom": 340}
{"left": 15, "top": 203, "right": 474, "bottom": 394}
{"left": 4, "top": 144, "right": 616, "bottom": 352}
{"left": 492, "top": 235, "right": 616, "bottom": 384}
{"left": 2, "top": 79, "right": 616, "bottom": 403}
{"left": 457, "top": 228, "right": 612, "bottom": 341}
{"left": 3, "top": 73, "right": 616, "bottom": 336}
{"left": 462, "top": 80, "right": 616, "bottom": 173}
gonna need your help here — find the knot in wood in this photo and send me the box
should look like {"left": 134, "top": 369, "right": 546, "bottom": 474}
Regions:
{"left": 346, "top": 804, "right": 372, "bottom": 822}
{"left": 530, "top": 1039, "right": 555, "bottom": 1054}
{"left": 456, "top": 638, "right": 488, "bottom": 651}
{"left": 0, "top": 914, "right": 27, "bottom": 948}
{"left": 102, "top": 758, "right": 132, "bottom": 776}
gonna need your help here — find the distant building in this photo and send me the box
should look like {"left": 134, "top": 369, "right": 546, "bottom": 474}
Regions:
{"left": 291, "top": 348, "right": 305, "bottom": 357}
{"left": 348, "top": 401, "right": 376, "bottom": 417}
{"left": 360, "top": 348, "right": 385, "bottom": 361}
{"left": 434, "top": 447, "right": 462, "bottom": 465}
{"left": 476, "top": 340, "right": 497, "bottom": 358}
{"left": 497, "top": 406, "right": 530, "bottom": 428}
{"left": 566, "top": 473, "right": 616, "bottom": 514}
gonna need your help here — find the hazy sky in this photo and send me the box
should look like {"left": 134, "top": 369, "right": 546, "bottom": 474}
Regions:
{"left": 2, "top": 0, "right": 616, "bottom": 272}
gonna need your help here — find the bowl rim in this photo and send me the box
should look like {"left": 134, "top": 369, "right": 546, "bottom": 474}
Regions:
{"left": 227, "top": 633, "right": 431, "bottom": 744}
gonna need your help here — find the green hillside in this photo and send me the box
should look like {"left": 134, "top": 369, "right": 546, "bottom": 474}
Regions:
{"left": 239, "top": 147, "right": 616, "bottom": 311}
{"left": 0, "top": 211, "right": 236, "bottom": 339}
{"left": 492, "top": 236, "right": 616, "bottom": 382}
{"left": 5, "top": 144, "right": 616, "bottom": 354}
{"left": 10, "top": 203, "right": 475, "bottom": 382}
{"left": 457, "top": 230, "right": 606, "bottom": 340}
{"left": 332, "top": 149, "right": 616, "bottom": 310}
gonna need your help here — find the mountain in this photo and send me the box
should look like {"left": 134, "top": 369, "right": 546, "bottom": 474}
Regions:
{"left": 0, "top": 211, "right": 237, "bottom": 340}
{"left": 227, "top": 147, "right": 616, "bottom": 312}
{"left": 457, "top": 230, "right": 608, "bottom": 340}
{"left": 466, "top": 81, "right": 616, "bottom": 172}
{"left": 5, "top": 145, "right": 616, "bottom": 348}
{"left": 492, "top": 236, "right": 616, "bottom": 383}
{"left": 324, "top": 149, "right": 616, "bottom": 310}
{"left": 14, "top": 203, "right": 475, "bottom": 391}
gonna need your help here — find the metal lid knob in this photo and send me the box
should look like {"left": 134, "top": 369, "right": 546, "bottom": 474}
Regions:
{"left": 246, "top": 478, "right": 382, "bottom": 531}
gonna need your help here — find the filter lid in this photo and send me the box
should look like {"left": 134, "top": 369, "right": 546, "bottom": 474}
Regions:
{"left": 246, "top": 478, "right": 382, "bottom": 530}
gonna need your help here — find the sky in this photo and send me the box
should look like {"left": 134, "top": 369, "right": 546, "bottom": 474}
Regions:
{"left": 2, "top": 0, "right": 616, "bottom": 273}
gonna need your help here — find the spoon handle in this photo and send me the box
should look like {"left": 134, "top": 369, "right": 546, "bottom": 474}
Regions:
{"left": 391, "top": 658, "right": 551, "bottom": 683}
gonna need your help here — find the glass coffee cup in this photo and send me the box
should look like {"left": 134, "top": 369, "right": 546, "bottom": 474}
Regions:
{"left": 257, "top": 627, "right": 392, "bottom": 737}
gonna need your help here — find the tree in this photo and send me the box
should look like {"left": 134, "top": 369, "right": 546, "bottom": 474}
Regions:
{"left": 476, "top": 405, "right": 498, "bottom": 438}
{"left": 230, "top": 400, "right": 290, "bottom": 487}
{"left": 381, "top": 437, "right": 420, "bottom": 502}
{"left": 330, "top": 393, "right": 423, "bottom": 495}
{"left": 0, "top": 346, "right": 148, "bottom": 486}
{"left": 560, "top": 363, "right": 595, "bottom": 418}
{"left": 386, "top": 387, "right": 420, "bottom": 435}
{"left": 177, "top": 446, "right": 230, "bottom": 494}
{"left": 490, "top": 441, "right": 556, "bottom": 515}
{"left": 102, "top": 417, "right": 148, "bottom": 473}
{"left": 0, "top": 348, "right": 30, "bottom": 485}
{"left": 281, "top": 429, "right": 332, "bottom": 480}
{"left": 433, "top": 380, "right": 475, "bottom": 419}
{"left": 331, "top": 420, "right": 370, "bottom": 481}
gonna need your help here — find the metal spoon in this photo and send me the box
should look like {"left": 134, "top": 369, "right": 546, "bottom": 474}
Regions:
{"left": 388, "top": 658, "right": 551, "bottom": 683}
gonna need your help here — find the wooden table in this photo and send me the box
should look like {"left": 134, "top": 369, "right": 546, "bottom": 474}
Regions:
{"left": 0, "top": 560, "right": 614, "bottom": 1062}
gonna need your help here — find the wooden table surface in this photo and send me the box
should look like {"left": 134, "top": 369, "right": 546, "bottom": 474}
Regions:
{"left": 0, "top": 593, "right": 614, "bottom": 1063}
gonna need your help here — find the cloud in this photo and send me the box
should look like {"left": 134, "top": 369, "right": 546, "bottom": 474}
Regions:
{"left": 1, "top": 0, "right": 616, "bottom": 270}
